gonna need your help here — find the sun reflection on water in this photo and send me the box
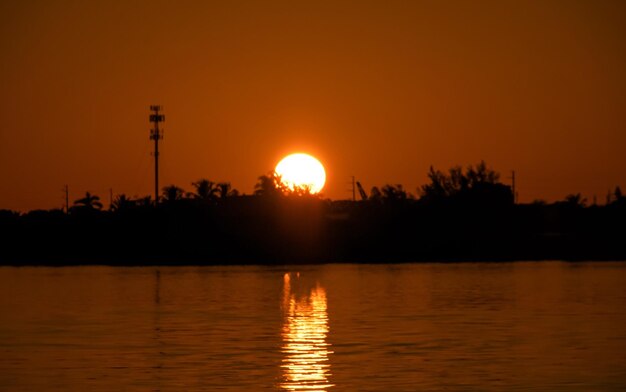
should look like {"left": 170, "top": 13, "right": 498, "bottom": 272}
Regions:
{"left": 281, "top": 273, "right": 334, "bottom": 391}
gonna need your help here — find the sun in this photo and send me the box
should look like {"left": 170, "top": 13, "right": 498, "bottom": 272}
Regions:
{"left": 275, "top": 153, "right": 326, "bottom": 194}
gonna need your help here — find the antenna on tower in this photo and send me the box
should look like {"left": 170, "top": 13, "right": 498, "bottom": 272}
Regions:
{"left": 149, "top": 105, "right": 165, "bottom": 205}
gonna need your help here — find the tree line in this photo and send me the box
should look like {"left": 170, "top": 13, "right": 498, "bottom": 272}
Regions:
{"left": 49, "top": 161, "right": 625, "bottom": 215}
{"left": 1, "top": 161, "right": 624, "bottom": 264}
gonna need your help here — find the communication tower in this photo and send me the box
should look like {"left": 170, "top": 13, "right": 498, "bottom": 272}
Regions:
{"left": 149, "top": 105, "right": 165, "bottom": 204}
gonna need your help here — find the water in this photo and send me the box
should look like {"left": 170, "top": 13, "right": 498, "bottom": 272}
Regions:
{"left": 1, "top": 262, "right": 626, "bottom": 391}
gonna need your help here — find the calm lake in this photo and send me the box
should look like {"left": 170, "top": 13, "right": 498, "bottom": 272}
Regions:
{"left": 1, "top": 262, "right": 626, "bottom": 391}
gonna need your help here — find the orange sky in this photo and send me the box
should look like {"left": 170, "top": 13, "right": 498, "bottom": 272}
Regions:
{"left": 1, "top": 0, "right": 625, "bottom": 211}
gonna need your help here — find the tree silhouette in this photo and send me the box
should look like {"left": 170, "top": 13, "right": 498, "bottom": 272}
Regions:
{"left": 381, "top": 184, "right": 409, "bottom": 201}
{"left": 254, "top": 172, "right": 286, "bottom": 197}
{"left": 191, "top": 179, "right": 218, "bottom": 201}
{"left": 419, "top": 161, "right": 510, "bottom": 205}
{"left": 135, "top": 196, "right": 152, "bottom": 208}
{"left": 563, "top": 193, "right": 587, "bottom": 207}
{"left": 369, "top": 186, "right": 383, "bottom": 202}
{"left": 4, "top": 161, "right": 626, "bottom": 265}
{"left": 420, "top": 166, "right": 451, "bottom": 199}
{"left": 216, "top": 182, "right": 239, "bottom": 199}
{"left": 254, "top": 173, "right": 318, "bottom": 198}
{"left": 110, "top": 194, "right": 136, "bottom": 212}
{"left": 162, "top": 185, "right": 185, "bottom": 203}
{"left": 73, "top": 192, "right": 103, "bottom": 211}
{"left": 289, "top": 184, "right": 315, "bottom": 197}
{"left": 609, "top": 186, "right": 626, "bottom": 207}
{"left": 466, "top": 161, "right": 499, "bottom": 186}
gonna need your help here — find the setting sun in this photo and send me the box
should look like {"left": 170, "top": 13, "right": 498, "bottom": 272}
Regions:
{"left": 275, "top": 153, "right": 326, "bottom": 194}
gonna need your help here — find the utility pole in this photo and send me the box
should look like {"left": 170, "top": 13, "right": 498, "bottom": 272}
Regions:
{"left": 508, "top": 170, "right": 517, "bottom": 204}
{"left": 109, "top": 188, "right": 114, "bottom": 210}
{"left": 351, "top": 176, "right": 356, "bottom": 202}
{"left": 64, "top": 185, "right": 69, "bottom": 214}
{"left": 149, "top": 105, "right": 165, "bottom": 205}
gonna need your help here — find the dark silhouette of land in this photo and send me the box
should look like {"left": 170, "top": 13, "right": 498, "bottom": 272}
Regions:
{"left": 1, "top": 162, "right": 625, "bottom": 265}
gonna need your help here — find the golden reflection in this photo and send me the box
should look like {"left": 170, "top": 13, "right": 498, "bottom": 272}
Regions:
{"left": 281, "top": 273, "right": 334, "bottom": 391}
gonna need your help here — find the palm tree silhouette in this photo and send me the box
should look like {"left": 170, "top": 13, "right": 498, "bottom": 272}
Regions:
{"left": 216, "top": 182, "right": 239, "bottom": 199}
{"left": 73, "top": 192, "right": 103, "bottom": 211}
{"left": 110, "top": 194, "right": 136, "bottom": 212}
{"left": 162, "top": 185, "right": 185, "bottom": 203}
{"left": 191, "top": 179, "right": 218, "bottom": 201}
{"left": 135, "top": 196, "right": 152, "bottom": 208}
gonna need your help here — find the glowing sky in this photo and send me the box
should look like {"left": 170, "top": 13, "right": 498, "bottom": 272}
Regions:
{"left": 1, "top": 0, "right": 625, "bottom": 210}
